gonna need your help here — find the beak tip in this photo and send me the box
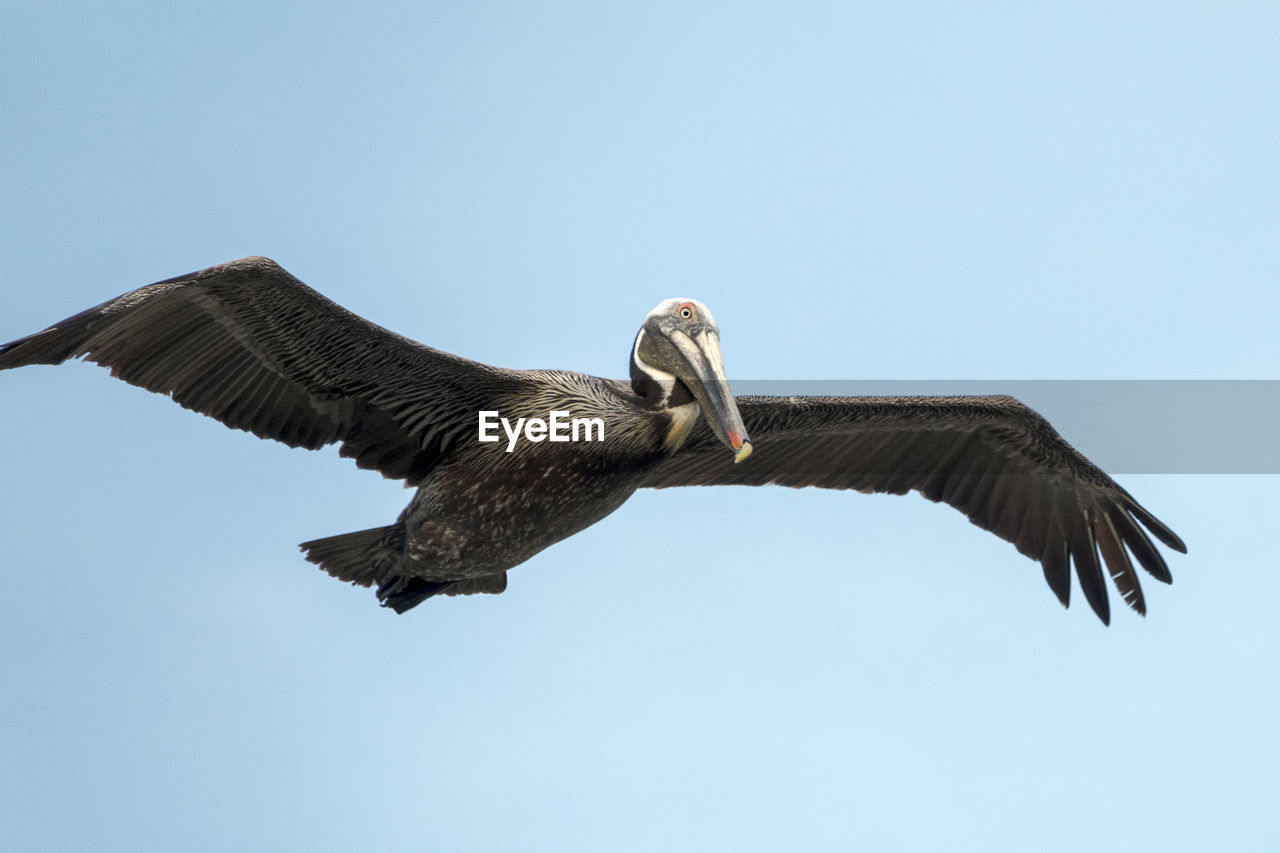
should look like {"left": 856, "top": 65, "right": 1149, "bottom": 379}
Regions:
{"left": 733, "top": 440, "right": 753, "bottom": 464}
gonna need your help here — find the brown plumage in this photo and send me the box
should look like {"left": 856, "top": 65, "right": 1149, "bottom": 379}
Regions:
{"left": 0, "top": 256, "right": 1186, "bottom": 621}
{"left": 648, "top": 395, "right": 1185, "bottom": 624}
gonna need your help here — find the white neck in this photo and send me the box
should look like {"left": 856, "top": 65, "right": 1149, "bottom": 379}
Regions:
{"left": 631, "top": 329, "right": 678, "bottom": 406}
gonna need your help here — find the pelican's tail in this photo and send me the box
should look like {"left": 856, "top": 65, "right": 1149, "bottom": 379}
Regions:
{"left": 299, "top": 525, "right": 507, "bottom": 613}
{"left": 300, "top": 525, "right": 402, "bottom": 589}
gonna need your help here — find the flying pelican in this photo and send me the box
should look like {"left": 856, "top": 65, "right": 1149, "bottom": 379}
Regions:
{"left": 0, "top": 257, "right": 1186, "bottom": 623}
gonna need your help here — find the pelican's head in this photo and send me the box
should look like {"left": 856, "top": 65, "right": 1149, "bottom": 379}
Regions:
{"left": 630, "top": 298, "right": 752, "bottom": 463}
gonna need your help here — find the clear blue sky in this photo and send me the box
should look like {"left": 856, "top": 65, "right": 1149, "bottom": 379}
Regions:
{"left": 2, "top": 3, "right": 1277, "bottom": 850}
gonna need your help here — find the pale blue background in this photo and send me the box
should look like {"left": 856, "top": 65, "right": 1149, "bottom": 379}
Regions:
{"left": 2, "top": 3, "right": 1277, "bottom": 850}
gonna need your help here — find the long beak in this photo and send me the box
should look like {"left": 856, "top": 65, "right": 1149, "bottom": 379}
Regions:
{"left": 668, "top": 329, "right": 753, "bottom": 463}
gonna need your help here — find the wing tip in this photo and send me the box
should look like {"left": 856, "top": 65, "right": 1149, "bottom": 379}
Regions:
{"left": 1122, "top": 495, "right": 1187, "bottom": 554}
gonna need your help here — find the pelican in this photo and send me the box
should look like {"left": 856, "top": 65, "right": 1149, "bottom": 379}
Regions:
{"left": 0, "top": 257, "right": 1186, "bottom": 623}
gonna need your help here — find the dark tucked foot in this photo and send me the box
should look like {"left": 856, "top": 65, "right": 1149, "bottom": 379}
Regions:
{"left": 376, "top": 573, "right": 508, "bottom": 613}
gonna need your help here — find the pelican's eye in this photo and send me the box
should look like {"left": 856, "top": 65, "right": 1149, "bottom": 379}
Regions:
{"left": 677, "top": 302, "right": 696, "bottom": 320}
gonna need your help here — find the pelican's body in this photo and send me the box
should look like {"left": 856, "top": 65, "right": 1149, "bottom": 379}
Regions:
{"left": 355, "top": 373, "right": 669, "bottom": 606}
{"left": 0, "top": 257, "right": 1186, "bottom": 622}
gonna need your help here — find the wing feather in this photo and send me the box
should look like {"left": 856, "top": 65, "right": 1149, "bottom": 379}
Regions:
{"left": 1070, "top": 504, "right": 1110, "bottom": 624}
{"left": 1095, "top": 511, "right": 1145, "bottom": 616}
{"left": 1041, "top": 499, "right": 1072, "bottom": 608}
{"left": 1109, "top": 504, "right": 1172, "bottom": 584}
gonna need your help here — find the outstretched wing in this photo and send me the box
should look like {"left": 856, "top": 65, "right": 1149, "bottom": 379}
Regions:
{"left": 647, "top": 394, "right": 1186, "bottom": 624}
{"left": 0, "top": 256, "right": 525, "bottom": 485}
